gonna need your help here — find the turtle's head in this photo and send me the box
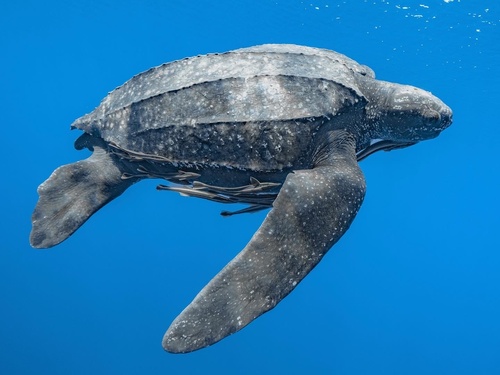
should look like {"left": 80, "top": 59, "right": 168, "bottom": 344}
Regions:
{"left": 365, "top": 81, "right": 453, "bottom": 143}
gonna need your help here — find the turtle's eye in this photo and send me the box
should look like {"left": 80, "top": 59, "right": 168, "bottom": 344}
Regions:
{"left": 426, "top": 109, "right": 441, "bottom": 122}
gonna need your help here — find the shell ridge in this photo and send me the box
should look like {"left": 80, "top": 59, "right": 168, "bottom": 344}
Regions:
{"left": 78, "top": 45, "right": 370, "bottom": 125}
{"left": 75, "top": 74, "right": 363, "bottom": 130}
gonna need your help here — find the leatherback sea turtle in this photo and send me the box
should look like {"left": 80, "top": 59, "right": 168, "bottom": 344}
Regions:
{"left": 30, "top": 44, "right": 452, "bottom": 353}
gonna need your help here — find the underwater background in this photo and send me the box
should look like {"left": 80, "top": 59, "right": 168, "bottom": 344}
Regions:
{"left": 1, "top": 0, "right": 498, "bottom": 374}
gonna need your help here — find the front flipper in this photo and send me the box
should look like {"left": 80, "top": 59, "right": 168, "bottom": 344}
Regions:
{"left": 356, "top": 140, "right": 417, "bottom": 162}
{"left": 30, "top": 143, "right": 137, "bottom": 249}
{"left": 163, "top": 130, "right": 366, "bottom": 353}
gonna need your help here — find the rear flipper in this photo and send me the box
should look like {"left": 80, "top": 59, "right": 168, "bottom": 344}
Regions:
{"left": 30, "top": 144, "right": 137, "bottom": 249}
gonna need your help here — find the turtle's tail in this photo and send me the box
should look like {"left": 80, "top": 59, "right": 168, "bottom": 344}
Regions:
{"left": 30, "top": 143, "right": 137, "bottom": 249}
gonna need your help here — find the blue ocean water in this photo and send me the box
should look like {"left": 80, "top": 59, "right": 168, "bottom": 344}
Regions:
{"left": 1, "top": 0, "right": 498, "bottom": 373}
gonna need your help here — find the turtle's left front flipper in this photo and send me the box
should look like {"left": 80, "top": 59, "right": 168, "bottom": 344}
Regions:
{"left": 163, "top": 130, "right": 366, "bottom": 353}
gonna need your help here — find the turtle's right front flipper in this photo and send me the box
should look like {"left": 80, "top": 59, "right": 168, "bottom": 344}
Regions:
{"left": 356, "top": 140, "right": 417, "bottom": 162}
{"left": 30, "top": 143, "right": 138, "bottom": 249}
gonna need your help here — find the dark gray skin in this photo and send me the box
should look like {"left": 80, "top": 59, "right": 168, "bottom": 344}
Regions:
{"left": 30, "top": 44, "right": 452, "bottom": 353}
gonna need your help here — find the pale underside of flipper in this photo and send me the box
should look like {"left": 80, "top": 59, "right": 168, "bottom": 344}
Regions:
{"left": 163, "top": 130, "right": 366, "bottom": 353}
{"left": 356, "top": 139, "right": 417, "bottom": 162}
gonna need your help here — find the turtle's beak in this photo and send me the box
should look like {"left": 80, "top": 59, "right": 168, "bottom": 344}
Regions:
{"left": 439, "top": 104, "right": 453, "bottom": 130}
{"left": 429, "top": 102, "right": 453, "bottom": 133}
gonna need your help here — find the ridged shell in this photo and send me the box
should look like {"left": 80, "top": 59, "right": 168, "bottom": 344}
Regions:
{"left": 71, "top": 44, "right": 372, "bottom": 170}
